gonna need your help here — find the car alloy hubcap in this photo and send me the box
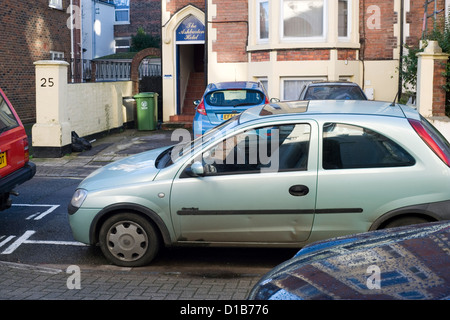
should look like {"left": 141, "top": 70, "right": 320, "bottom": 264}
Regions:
{"left": 107, "top": 221, "right": 148, "bottom": 261}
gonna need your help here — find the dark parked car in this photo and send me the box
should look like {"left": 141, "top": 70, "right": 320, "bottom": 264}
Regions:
{"left": 248, "top": 221, "right": 450, "bottom": 300}
{"left": 0, "top": 88, "right": 36, "bottom": 211}
{"left": 299, "top": 81, "right": 367, "bottom": 100}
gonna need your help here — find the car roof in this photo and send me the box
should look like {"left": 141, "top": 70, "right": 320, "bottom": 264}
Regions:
{"left": 239, "top": 100, "right": 419, "bottom": 124}
{"left": 307, "top": 81, "right": 360, "bottom": 87}
{"left": 205, "top": 81, "right": 264, "bottom": 92}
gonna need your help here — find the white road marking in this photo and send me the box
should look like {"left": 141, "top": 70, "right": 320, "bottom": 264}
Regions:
{"left": 1, "top": 230, "right": 86, "bottom": 254}
{"left": 1, "top": 230, "right": 35, "bottom": 254}
{"left": 12, "top": 204, "right": 60, "bottom": 220}
{"left": 0, "top": 235, "right": 15, "bottom": 248}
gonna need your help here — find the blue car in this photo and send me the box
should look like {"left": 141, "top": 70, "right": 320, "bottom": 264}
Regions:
{"left": 248, "top": 221, "right": 450, "bottom": 300}
{"left": 193, "top": 81, "right": 269, "bottom": 137}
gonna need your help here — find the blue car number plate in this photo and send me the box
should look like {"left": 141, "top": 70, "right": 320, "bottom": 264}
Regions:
{"left": 222, "top": 113, "right": 239, "bottom": 120}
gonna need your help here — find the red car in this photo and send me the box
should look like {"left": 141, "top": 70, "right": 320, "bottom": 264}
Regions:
{"left": 0, "top": 88, "right": 36, "bottom": 211}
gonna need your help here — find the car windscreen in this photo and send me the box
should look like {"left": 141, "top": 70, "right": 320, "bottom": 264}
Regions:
{"left": 304, "top": 85, "right": 367, "bottom": 100}
{"left": 0, "top": 93, "right": 19, "bottom": 134}
{"left": 205, "top": 89, "right": 265, "bottom": 107}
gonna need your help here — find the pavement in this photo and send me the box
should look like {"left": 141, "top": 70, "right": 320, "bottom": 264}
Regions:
{"left": 0, "top": 128, "right": 265, "bottom": 301}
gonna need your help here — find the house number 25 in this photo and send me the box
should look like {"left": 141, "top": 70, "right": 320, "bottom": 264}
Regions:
{"left": 40, "top": 77, "right": 54, "bottom": 87}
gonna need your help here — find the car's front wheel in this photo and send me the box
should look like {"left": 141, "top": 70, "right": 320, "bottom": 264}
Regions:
{"left": 99, "top": 213, "right": 160, "bottom": 267}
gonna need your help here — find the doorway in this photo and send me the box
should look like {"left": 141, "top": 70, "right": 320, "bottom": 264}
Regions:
{"left": 176, "top": 43, "right": 205, "bottom": 117}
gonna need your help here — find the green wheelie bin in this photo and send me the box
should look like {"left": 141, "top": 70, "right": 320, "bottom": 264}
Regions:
{"left": 133, "top": 92, "right": 158, "bottom": 130}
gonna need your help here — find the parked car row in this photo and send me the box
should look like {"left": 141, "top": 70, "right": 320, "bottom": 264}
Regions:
{"left": 69, "top": 99, "right": 450, "bottom": 277}
{"left": 192, "top": 80, "right": 368, "bottom": 137}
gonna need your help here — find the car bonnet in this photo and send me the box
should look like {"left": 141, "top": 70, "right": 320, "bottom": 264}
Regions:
{"left": 77, "top": 147, "right": 167, "bottom": 191}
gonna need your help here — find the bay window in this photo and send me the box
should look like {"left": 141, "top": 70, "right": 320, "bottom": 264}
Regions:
{"left": 282, "top": 0, "right": 326, "bottom": 39}
{"left": 258, "top": 0, "right": 269, "bottom": 41}
{"left": 338, "top": 0, "right": 349, "bottom": 38}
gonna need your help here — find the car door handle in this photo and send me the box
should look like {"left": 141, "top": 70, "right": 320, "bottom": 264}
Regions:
{"left": 289, "top": 185, "right": 309, "bottom": 196}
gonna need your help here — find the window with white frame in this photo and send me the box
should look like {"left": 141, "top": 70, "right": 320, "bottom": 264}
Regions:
{"left": 49, "top": 0, "right": 63, "bottom": 10}
{"left": 115, "top": 37, "right": 131, "bottom": 52}
{"left": 258, "top": 0, "right": 269, "bottom": 42}
{"left": 282, "top": 0, "right": 326, "bottom": 39}
{"left": 50, "top": 51, "right": 64, "bottom": 60}
{"left": 113, "top": 0, "right": 130, "bottom": 24}
{"left": 281, "top": 77, "right": 326, "bottom": 100}
{"left": 338, "top": 0, "right": 350, "bottom": 38}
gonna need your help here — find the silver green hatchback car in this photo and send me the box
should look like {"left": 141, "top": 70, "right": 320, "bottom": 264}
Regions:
{"left": 68, "top": 100, "right": 450, "bottom": 267}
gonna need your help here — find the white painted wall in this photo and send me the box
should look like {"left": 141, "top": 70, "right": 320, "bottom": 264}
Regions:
{"left": 33, "top": 61, "right": 133, "bottom": 150}
{"left": 66, "top": 81, "right": 133, "bottom": 137}
{"left": 82, "top": 0, "right": 115, "bottom": 60}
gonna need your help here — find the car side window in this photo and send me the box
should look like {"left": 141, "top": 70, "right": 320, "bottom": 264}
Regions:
{"left": 0, "top": 94, "right": 19, "bottom": 132}
{"left": 322, "top": 123, "right": 415, "bottom": 169}
{"left": 201, "top": 123, "right": 311, "bottom": 175}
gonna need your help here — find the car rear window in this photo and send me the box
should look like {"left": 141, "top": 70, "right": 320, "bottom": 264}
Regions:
{"left": 304, "top": 85, "right": 366, "bottom": 100}
{"left": 323, "top": 123, "right": 415, "bottom": 169}
{"left": 205, "top": 89, "right": 265, "bottom": 107}
{"left": 0, "top": 93, "right": 19, "bottom": 134}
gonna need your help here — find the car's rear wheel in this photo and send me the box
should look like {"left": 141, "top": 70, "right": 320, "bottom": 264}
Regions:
{"left": 383, "top": 216, "right": 431, "bottom": 229}
{"left": 99, "top": 213, "right": 160, "bottom": 267}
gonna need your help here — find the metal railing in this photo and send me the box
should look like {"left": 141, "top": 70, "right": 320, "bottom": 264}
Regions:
{"left": 69, "top": 58, "right": 161, "bottom": 83}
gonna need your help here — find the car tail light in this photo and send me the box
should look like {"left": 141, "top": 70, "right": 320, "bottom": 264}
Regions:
{"left": 23, "top": 137, "right": 29, "bottom": 160}
{"left": 196, "top": 99, "right": 207, "bottom": 116}
{"left": 409, "top": 119, "right": 450, "bottom": 166}
{"left": 265, "top": 96, "right": 269, "bottom": 104}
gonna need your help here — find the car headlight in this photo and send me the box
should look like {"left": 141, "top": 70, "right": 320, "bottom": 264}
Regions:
{"left": 68, "top": 189, "right": 88, "bottom": 214}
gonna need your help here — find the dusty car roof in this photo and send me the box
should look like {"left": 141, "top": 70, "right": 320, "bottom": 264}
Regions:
{"left": 205, "top": 81, "right": 264, "bottom": 92}
{"left": 308, "top": 81, "right": 361, "bottom": 86}
{"left": 239, "top": 100, "right": 417, "bottom": 124}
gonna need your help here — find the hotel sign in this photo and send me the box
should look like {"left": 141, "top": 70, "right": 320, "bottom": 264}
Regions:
{"left": 176, "top": 15, "right": 205, "bottom": 43}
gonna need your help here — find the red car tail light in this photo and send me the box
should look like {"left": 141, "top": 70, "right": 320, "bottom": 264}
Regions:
{"left": 23, "top": 137, "right": 29, "bottom": 160}
{"left": 196, "top": 98, "right": 207, "bottom": 116}
{"left": 409, "top": 119, "right": 450, "bottom": 166}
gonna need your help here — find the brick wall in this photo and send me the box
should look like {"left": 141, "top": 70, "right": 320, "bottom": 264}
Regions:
{"left": 166, "top": 0, "right": 205, "bottom": 14}
{"left": 211, "top": 0, "right": 248, "bottom": 63}
{"left": 360, "top": 1, "right": 397, "bottom": 60}
{"left": 433, "top": 59, "right": 447, "bottom": 116}
{"left": 0, "top": 0, "right": 71, "bottom": 123}
{"left": 251, "top": 51, "right": 270, "bottom": 62}
{"left": 338, "top": 49, "right": 358, "bottom": 61}
{"left": 277, "top": 49, "right": 330, "bottom": 61}
{"left": 115, "top": 0, "right": 161, "bottom": 39}
{"left": 406, "top": 0, "right": 446, "bottom": 47}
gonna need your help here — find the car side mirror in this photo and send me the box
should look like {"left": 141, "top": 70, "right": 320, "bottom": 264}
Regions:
{"left": 270, "top": 98, "right": 280, "bottom": 103}
{"left": 190, "top": 161, "right": 205, "bottom": 176}
{"left": 184, "top": 161, "right": 205, "bottom": 177}
{"left": 185, "top": 161, "right": 218, "bottom": 177}
{"left": 193, "top": 100, "right": 200, "bottom": 107}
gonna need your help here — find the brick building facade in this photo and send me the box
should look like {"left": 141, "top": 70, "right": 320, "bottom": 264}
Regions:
{"left": 114, "top": 0, "right": 161, "bottom": 50}
{"left": 160, "top": 0, "right": 448, "bottom": 124}
{"left": 1, "top": 0, "right": 447, "bottom": 125}
{"left": 0, "top": 0, "right": 71, "bottom": 123}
